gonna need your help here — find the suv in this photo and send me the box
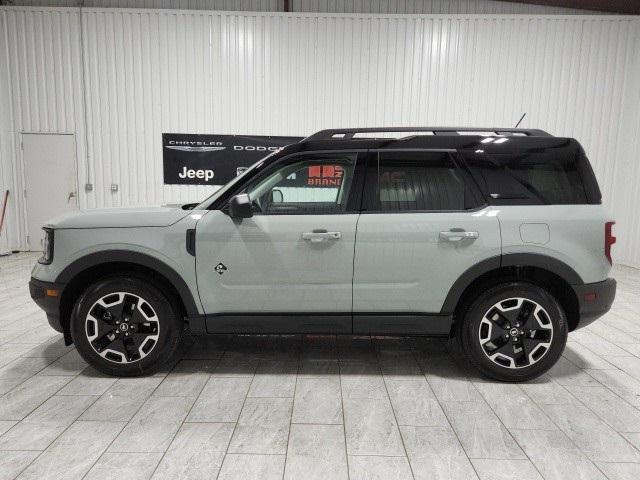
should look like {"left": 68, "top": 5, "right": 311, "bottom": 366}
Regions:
{"left": 29, "top": 127, "right": 616, "bottom": 381}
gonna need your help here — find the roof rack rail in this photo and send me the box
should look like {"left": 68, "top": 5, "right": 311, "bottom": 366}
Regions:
{"left": 303, "top": 127, "right": 552, "bottom": 141}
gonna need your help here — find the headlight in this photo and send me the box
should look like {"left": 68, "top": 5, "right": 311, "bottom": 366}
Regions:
{"left": 38, "top": 228, "right": 54, "bottom": 264}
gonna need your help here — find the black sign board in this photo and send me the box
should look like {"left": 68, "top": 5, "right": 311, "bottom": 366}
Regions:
{"left": 163, "top": 133, "right": 303, "bottom": 185}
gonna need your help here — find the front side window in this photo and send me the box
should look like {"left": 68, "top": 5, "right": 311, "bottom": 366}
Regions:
{"left": 244, "top": 154, "right": 357, "bottom": 214}
{"left": 366, "top": 151, "right": 480, "bottom": 212}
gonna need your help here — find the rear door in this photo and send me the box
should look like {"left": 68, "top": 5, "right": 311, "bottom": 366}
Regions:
{"left": 352, "top": 150, "right": 501, "bottom": 332}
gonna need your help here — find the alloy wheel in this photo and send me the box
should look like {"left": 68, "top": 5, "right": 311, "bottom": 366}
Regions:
{"left": 478, "top": 297, "right": 553, "bottom": 369}
{"left": 85, "top": 292, "right": 160, "bottom": 363}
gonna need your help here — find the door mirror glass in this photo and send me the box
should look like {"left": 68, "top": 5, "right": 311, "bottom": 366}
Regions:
{"left": 270, "top": 189, "right": 284, "bottom": 203}
{"left": 228, "top": 194, "right": 253, "bottom": 218}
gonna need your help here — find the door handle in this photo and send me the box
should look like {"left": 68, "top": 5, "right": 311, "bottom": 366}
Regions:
{"left": 302, "top": 230, "right": 342, "bottom": 243}
{"left": 439, "top": 230, "right": 479, "bottom": 242}
{"left": 67, "top": 191, "right": 77, "bottom": 202}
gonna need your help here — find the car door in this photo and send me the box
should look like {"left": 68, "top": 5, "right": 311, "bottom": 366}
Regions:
{"left": 352, "top": 149, "right": 501, "bottom": 334}
{"left": 195, "top": 151, "right": 364, "bottom": 333}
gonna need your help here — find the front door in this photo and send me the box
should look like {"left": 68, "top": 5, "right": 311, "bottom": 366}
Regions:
{"left": 195, "top": 152, "right": 363, "bottom": 333}
{"left": 352, "top": 150, "right": 501, "bottom": 333}
{"left": 22, "top": 133, "right": 78, "bottom": 250}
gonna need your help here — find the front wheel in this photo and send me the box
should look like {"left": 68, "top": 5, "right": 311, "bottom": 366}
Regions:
{"left": 71, "top": 276, "right": 183, "bottom": 376}
{"left": 456, "top": 282, "right": 568, "bottom": 382}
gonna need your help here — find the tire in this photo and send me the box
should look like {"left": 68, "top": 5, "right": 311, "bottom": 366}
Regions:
{"left": 456, "top": 282, "right": 568, "bottom": 382}
{"left": 71, "top": 275, "right": 184, "bottom": 377}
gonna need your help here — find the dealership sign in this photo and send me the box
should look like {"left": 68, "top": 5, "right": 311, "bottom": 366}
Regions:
{"left": 163, "top": 133, "right": 302, "bottom": 185}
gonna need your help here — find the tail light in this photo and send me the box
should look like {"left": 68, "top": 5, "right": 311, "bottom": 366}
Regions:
{"left": 605, "top": 221, "right": 616, "bottom": 265}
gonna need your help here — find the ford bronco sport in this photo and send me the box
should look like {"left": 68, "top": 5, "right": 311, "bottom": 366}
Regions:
{"left": 29, "top": 127, "right": 616, "bottom": 381}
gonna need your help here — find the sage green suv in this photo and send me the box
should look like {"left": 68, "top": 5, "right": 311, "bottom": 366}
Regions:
{"left": 29, "top": 127, "right": 616, "bottom": 381}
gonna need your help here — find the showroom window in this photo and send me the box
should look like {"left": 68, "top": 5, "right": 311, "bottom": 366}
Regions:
{"left": 366, "top": 151, "right": 479, "bottom": 212}
{"left": 245, "top": 154, "right": 357, "bottom": 214}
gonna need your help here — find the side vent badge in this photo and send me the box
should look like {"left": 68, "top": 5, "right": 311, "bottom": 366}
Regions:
{"left": 214, "top": 263, "right": 227, "bottom": 275}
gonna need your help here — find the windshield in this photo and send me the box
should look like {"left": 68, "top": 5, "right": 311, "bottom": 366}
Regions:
{"left": 193, "top": 158, "right": 267, "bottom": 210}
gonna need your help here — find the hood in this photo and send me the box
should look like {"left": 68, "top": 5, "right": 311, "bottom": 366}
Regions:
{"left": 45, "top": 206, "right": 191, "bottom": 229}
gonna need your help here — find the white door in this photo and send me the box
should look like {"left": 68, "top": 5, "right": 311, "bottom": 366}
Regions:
{"left": 22, "top": 133, "right": 78, "bottom": 250}
{"left": 195, "top": 153, "right": 361, "bottom": 332}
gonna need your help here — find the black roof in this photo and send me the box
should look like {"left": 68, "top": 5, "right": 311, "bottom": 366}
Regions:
{"left": 278, "top": 127, "right": 576, "bottom": 156}
{"left": 304, "top": 127, "right": 552, "bottom": 141}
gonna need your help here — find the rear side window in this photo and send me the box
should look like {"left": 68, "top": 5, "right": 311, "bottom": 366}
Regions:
{"left": 462, "top": 149, "right": 590, "bottom": 205}
{"left": 364, "top": 151, "right": 483, "bottom": 212}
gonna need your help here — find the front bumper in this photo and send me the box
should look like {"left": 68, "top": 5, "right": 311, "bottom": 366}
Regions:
{"left": 572, "top": 278, "right": 616, "bottom": 329}
{"left": 29, "top": 277, "right": 65, "bottom": 333}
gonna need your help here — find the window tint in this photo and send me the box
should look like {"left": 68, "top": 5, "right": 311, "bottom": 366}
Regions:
{"left": 369, "top": 152, "right": 479, "bottom": 212}
{"left": 245, "top": 154, "right": 356, "bottom": 214}
{"left": 463, "top": 150, "right": 588, "bottom": 205}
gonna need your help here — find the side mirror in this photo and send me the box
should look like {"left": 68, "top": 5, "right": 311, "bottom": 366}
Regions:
{"left": 270, "top": 189, "right": 283, "bottom": 203}
{"left": 228, "top": 194, "right": 253, "bottom": 219}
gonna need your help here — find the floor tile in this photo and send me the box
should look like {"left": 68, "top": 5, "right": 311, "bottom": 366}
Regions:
{"left": 566, "top": 385, "right": 640, "bottom": 432}
{"left": 385, "top": 377, "right": 448, "bottom": 427}
{"left": 343, "top": 397, "right": 404, "bottom": 456}
{"left": 474, "top": 382, "right": 556, "bottom": 430}
{"left": 400, "top": 426, "right": 478, "bottom": 480}
{"left": 544, "top": 403, "right": 640, "bottom": 462}
{"left": 348, "top": 455, "right": 413, "bottom": 480}
{"left": 186, "top": 377, "right": 251, "bottom": 422}
{"left": 595, "top": 462, "right": 640, "bottom": 480}
{"left": 17, "top": 421, "right": 125, "bottom": 480}
{"left": 442, "top": 401, "right": 526, "bottom": 459}
{"left": 217, "top": 454, "right": 285, "bottom": 480}
{"left": 153, "top": 359, "right": 216, "bottom": 397}
{"left": 228, "top": 397, "right": 293, "bottom": 454}
{"left": 284, "top": 424, "right": 348, "bottom": 480}
{"left": 108, "top": 396, "right": 195, "bottom": 453}
{"left": 152, "top": 422, "right": 234, "bottom": 479}
{"left": 510, "top": 429, "right": 606, "bottom": 480}
{"left": 84, "top": 452, "right": 163, "bottom": 480}
{"left": 0, "top": 451, "right": 40, "bottom": 480}
{"left": 292, "top": 377, "right": 342, "bottom": 424}
{"left": 471, "top": 459, "right": 543, "bottom": 480}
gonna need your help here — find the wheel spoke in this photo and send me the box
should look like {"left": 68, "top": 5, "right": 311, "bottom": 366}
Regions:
{"left": 120, "top": 295, "right": 139, "bottom": 322}
{"left": 92, "top": 330, "right": 118, "bottom": 352}
{"left": 485, "top": 307, "right": 512, "bottom": 331}
{"left": 483, "top": 335, "right": 513, "bottom": 356}
{"left": 122, "top": 337, "right": 140, "bottom": 362}
{"left": 515, "top": 300, "right": 535, "bottom": 328}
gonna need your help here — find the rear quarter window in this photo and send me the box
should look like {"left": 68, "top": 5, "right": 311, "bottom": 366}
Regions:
{"left": 462, "top": 148, "right": 591, "bottom": 205}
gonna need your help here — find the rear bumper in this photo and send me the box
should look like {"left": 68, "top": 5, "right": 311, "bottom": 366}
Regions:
{"left": 29, "top": 277, "right": 65, "bottom": 333}
{"left": 572, "top": 278, "right": 616, "bottom": 329}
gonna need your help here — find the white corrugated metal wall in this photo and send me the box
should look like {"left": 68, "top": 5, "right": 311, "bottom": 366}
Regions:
{"left": 1, "top": 6, "right": 640, "bottom": 267}
{"left": 5, "top": 1, "right": 603, "bottom": 14}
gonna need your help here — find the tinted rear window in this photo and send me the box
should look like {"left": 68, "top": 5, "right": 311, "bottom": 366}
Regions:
{"left": 462, "top": 149, "right": 590, "bottom": 205}
{"left": 364, "top": 151, "right": 484, "bottom": 211}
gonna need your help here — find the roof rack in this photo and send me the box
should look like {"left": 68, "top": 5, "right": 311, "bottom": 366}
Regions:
{"left": 303, "top": 127, "right": 552, "bottom": 141}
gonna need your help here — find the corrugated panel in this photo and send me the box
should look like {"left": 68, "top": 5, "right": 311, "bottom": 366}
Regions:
{"left": 8, "top": 0, "right": 282, "bottom": 10}
{"left": 7, "top": 0, "right": 604, "bottom": 14}
{"left": 1, "top": 6, "right": 640, "bottom": 267}
{"left": 292, "top": 0, "right": 602, "bottom": 14}
{"left": 0, "top": 7, "right": 85, "bottom": 250}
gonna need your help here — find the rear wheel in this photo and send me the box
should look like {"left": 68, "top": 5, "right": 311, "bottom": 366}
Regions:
{"left": 71, "top": 276, "right": 183, "bottom": 376}
{"left": 456, "top": 282, "right": 568, "bottom": 382}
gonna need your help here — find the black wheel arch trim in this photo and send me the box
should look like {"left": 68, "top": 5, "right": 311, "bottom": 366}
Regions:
{"left": 440, "top": 253, "right": 584, "bottom": 314}
{"left": 55, "top": 250, "right": 201, "bottom": 317}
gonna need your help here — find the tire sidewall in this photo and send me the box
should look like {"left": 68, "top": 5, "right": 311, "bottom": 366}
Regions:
{"left": 460, "top": 282, "right": 568, "bottom": 382}
{"left": 71, "top": 276, "right": 180, "bottom": 376}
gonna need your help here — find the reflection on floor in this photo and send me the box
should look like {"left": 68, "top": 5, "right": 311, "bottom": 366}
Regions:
{"left": 1, "top": 252, "right": 640, "bottom": 479}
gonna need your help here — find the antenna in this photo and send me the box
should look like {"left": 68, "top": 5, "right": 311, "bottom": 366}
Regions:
{"left": 514, "top": 113, "right": 526, "bottom": 128}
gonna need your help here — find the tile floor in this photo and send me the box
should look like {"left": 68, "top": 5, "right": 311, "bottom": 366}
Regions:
{"left": 1, "top": 252, "right": 640, "bottom": 479}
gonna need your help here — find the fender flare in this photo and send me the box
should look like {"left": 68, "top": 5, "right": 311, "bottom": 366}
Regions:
{"left": 56, "top": 250, "right": 200, "bottom": 316}
{"left": 440, "top": 253, "right": 583, "bottom": 314}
